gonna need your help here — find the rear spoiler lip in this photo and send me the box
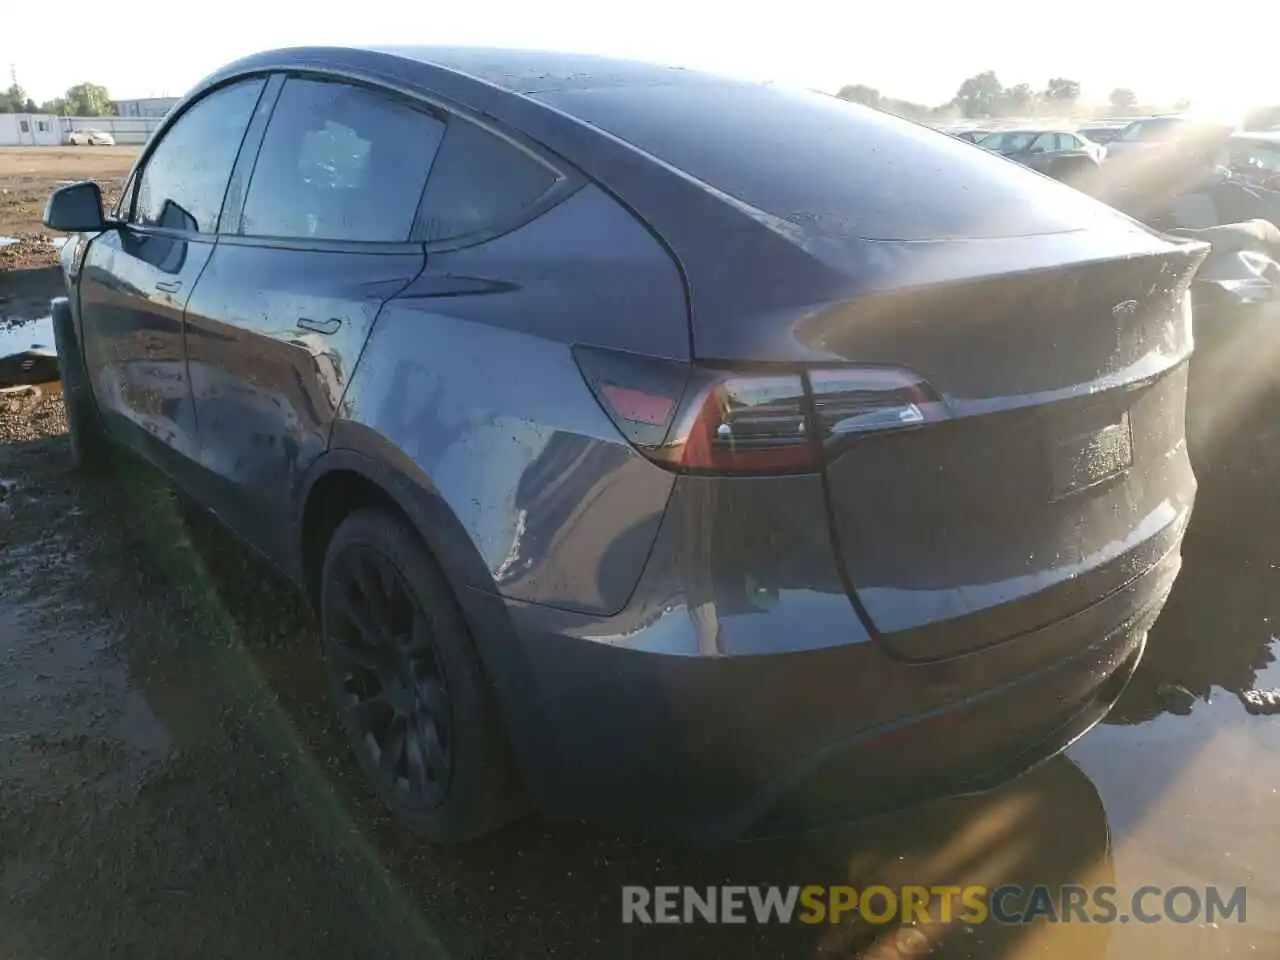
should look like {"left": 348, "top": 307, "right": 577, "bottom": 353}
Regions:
{"left": 946, "top": 349, "right": 1191, "bottom": 418}
{"left": 693, "top": 231, "right": 1209, "bottom": 364}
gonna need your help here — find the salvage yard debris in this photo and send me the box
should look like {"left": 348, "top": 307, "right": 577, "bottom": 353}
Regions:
{"left": 1239, "top": 688, "right": 1280, "bottom": 715}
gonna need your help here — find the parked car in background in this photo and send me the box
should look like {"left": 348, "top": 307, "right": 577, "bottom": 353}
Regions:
{"left": 979, "top": 128, "right": 1105, "bottom": 165}
{"left": 45, "top": 45, "right": 1205, "bottom": 844}
{"left": 1244, "top": 105, "right": 1280, "bottom": 131}
{"left": 1104, "top": 118, "right": 1241, "bottom": 217}
{"left": 1104, "top": 115, "right": 1235, "bottom": 161}
{"left": 1107, "top": 115, "right": 1188, "bottom": 151}
{"left": 1171, "top": 221, "right": 1280, "bottom": 467}
{"left": 977, "top": 128, "right": 1103, "bottom": 187}
{"left": 951, "top": 128, "right": 992, "bottom": 143}
{"left": 67, "top": 128, "right": 116, "bottom": 146}
{"left": 1222, "top": 132, "right": 1280, "bottom": 189}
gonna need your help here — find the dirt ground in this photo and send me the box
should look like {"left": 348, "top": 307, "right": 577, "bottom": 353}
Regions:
{"left": 0, "top": 146, "right": 137, "bottom": 270}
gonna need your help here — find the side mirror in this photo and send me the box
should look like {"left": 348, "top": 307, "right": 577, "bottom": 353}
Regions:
{"left": 43, "top": 181, "right": 108, "bottom": 233}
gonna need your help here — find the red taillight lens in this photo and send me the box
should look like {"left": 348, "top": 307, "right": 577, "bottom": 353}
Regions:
{"left": 598, "top": 384, "right": 675, "bottom": 427}
{"left": 574, "top": 346, "right": 947, "bottom": 476}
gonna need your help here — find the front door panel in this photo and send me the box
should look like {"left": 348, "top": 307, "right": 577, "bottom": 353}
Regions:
{"left": 78, "top": 227, "right": 213, "bottom": 476}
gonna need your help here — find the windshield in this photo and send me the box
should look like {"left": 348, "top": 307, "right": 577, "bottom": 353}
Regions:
{"left": 1120, "top": 118, "right": 1185, "bottom": 142}
{"left": 978, "top": 131, "right": 1039, "bottom": 151}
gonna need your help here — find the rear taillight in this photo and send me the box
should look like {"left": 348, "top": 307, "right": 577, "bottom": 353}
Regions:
{"left": 574, "top": 346, "right": 947, "bottom": 475}
{"left": 663, "top": 373, "right": 814, "bottom": 473}
{"left": 808, "top": 367, "right": 949, "bottom": 441}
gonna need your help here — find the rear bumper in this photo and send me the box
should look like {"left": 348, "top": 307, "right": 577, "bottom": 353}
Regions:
{"left": 478, "top": 542, "right": 1180, "bottom": 840}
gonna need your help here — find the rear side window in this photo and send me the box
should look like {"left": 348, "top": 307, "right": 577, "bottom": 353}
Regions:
{"left": 134, "top": 79, "right": 265, "bottom": 233}
{"left": 416, "top": 119, "right": 558, "bottom": 242}
{"left": 241, "top": 77, "right": 445, "bottom": 242}
{"left": 539, "top": 81, "right": 1123, "bottom": 241}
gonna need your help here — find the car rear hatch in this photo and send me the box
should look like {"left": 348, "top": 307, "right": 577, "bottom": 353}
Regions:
{"left": 803, "top": 239, "right": 1205, "bottom": 661}
{"left": 543, "top": 79, "right": 1208, "bottom": 660}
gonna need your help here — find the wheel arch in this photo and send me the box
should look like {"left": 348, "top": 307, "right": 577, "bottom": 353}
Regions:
{"left": 294, "top": 428, "right": 497, "bottom": 611}
{"left": 294, "top": 424, "right": 554, "bottom": 785}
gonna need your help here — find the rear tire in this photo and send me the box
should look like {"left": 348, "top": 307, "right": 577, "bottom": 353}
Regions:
{"left": 320, "top": 508, "right": 525, "bottom": 842}
{"left": 50, "top": 297, "right": 112, "bottom": 472}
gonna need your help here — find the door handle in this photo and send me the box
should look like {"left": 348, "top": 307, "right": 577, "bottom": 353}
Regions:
{"left": 155, "top": 280, "right": 182, "bottom": 293}
{"left": 297, "top": 317, "right": 343, "bottom": 335}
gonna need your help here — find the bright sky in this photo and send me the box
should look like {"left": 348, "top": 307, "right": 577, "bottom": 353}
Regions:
{"left": 3, "top": 0, "right": 1276, "bottom": 110}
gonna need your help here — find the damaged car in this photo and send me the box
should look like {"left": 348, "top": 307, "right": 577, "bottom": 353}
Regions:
{"left": 44, "top": 46, "right": 1207, "bottom": 842}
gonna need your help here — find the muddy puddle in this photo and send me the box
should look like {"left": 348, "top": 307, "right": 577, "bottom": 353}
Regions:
{"left": 0, "top": 318, "right": 55, "bottom": 370}
{"left": 0, "top": 267, "right": 60, "bottom": 387}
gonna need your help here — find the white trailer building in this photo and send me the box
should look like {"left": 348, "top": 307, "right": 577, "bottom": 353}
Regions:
{"left": 0, "top": 114, "right": 63, "bottom": 146}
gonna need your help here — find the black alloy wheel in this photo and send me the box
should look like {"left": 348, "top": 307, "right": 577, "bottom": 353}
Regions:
{"left": 327, "top": 544, "right": 454, "bottom": 809}
{"left": 320, "top": 508, "right": 524, "bottom": 842}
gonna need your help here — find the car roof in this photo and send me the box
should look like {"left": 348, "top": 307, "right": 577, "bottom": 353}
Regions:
{"left": 365, "top": 45, "right": 717, "bottom": 95}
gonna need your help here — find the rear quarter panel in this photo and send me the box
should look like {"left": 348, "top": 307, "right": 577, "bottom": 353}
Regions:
{"left": 335, "top": 182, "right": 689, "bottom": 615}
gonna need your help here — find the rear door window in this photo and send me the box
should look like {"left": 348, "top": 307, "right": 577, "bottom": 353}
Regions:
{"left": 241, "top": 77, "right": 445, "bottom": 242}
{"left": 539, "top": 81, "right": 1121, "bottom": 241}
{"left": 134, "top": 79, "right": 265, "bottom": 233}
{"left": 415, "top": 118, "right": 559, "bottom": 242}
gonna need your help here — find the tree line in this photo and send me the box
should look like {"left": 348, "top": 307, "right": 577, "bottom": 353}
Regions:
{"left": 2, "top": 72, "right": 1207, "bottom": 123}
{"left": 0, "top": 82, "right": 116, "bottom": 116}
{"left": 837, "top": 72, "right": 1188, "bottom": 121}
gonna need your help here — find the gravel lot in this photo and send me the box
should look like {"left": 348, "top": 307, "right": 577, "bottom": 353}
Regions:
{"left": 0, "top": 146, "right": 136, "bottom": 269}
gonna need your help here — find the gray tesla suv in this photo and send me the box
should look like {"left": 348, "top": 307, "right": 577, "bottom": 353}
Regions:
{"left": 43, "top": 46, "right": 1207, "bottom": 842}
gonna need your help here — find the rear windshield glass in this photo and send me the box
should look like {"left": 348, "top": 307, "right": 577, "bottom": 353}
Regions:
{"left": 538, "top": 80, "right": 1121, "bottom": 241}
{"left": 1120, "top": 119, "right": 1185, "bottom": 142}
